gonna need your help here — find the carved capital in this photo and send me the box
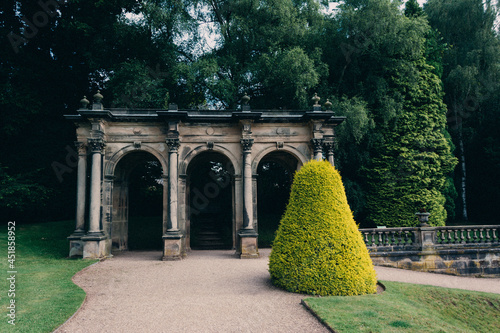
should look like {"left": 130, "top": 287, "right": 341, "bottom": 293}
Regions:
{"left": 75, "top": 141, "right": 87, "bottom": 155}
{"left": 166, "top": 138, "right": 180, "bottom": 152}
{"left": 323, "top": 140, "right": 335, "bottom": 153}
{"left": 240, "top": 138, "right": 254, "bottom": 152}
{"left": 87, "top": 138, "right": 106, "bottom": 153}
{"left": 311, "top": 138, "right": 324, "bottom": 154}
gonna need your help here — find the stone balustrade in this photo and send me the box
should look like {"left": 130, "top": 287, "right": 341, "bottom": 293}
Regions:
{"left": 359, "top": 225, "right": 500, "bottom": 277}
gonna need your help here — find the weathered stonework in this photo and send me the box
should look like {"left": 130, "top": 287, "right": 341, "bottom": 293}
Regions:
{"left": 66, "top": 96, "right": 345, "bottom": 259}
{"left": 360, "top": 225, "right": 500, "bottom": 277}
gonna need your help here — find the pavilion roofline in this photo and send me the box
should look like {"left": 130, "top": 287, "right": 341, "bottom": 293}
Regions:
{"left": 64, "top": 108, "right": 346, "bottom": 124}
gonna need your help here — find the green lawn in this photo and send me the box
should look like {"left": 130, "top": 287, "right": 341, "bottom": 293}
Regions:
{"left": 0, "top": 220, "right": 96, "bottom": 333}
{"left": 304, "top": 281, "right": 500, "bottom": 333}
{"left": 1, "top": 220, "right": 500, "bottom": 333}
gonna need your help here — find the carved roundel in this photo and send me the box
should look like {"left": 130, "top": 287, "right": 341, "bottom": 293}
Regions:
{"left": 206, "top": 127, "right": 215, "bottom": 135}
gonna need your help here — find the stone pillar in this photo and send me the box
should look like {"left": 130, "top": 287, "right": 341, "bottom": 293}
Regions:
{"left": 74, "top": 142, "right": 87, "bottom": 235}
{"left": 311, "top": 138, "right": 324, "bottom": 161}
{"left": 82, "top": 138, "right": 107, "bottom": 259}
{"left": 241, "top": 138, "right": 254, "bottom": 230}
{"left": 163, "top": 138, "right": 183, "bottom": 260}
{"left": 238, "top": 138, "right": 259, "bottom": 258}
{"left": 324, "top": 141, "right": 335, "bottom": 167}
{"left": 162, "top": 174, "right": 169, "bottom": 235}
{"left": 87, "top": 138, "right": 105, "bottom": 235}
{"left": 68, "top": 142, "right": 87, "bottom": 257}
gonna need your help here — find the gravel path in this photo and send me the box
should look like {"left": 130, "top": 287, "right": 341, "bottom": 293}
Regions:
{"left": 56, "top": 249, "right": 500, "bottom": 333}
{"left": 55, "top": 249, "right": 328, "bottom": 333}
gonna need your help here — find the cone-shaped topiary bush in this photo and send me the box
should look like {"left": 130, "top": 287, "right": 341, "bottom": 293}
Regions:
{"left": 269, "top": 160, "right": 377, "bottom": 296}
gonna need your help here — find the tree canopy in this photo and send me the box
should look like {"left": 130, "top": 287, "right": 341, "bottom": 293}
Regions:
{"left": 2, "top": 0, "right": 498, "bottom": 226}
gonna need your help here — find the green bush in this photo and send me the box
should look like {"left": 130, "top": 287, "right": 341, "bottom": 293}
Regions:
{"left": 269, "top": 160, "right": 377, "bottom": 296}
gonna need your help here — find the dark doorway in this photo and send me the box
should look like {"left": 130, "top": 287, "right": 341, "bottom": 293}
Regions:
{"left": 126, "top": 154, "right": 163, "bottom": 250}
{"left": 257, "top": 152, "right": 297, "bottom": 247}
{"left": 187, "top": 152, "right": 234, "bottom": 250}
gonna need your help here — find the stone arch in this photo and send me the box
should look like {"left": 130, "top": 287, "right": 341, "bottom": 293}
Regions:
{"left": 255, "top": 149, "right": 303, "bottom": 247}
{"left": 183, "top": 149, "right": 237, "bottom": 250}
{"left": 252, "top": 144, "right": 308, "bottom": 175}
{"left": 179, "top": 144, "right": 241, "bottom": 177}
{"left": 107, "top": 149, "right": 166, "bottom": 251}
{"left": 105, "top": 144, "right": 168, "bottom": 178}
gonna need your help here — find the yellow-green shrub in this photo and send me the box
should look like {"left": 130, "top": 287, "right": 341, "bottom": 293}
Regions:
{"left": 268, "top": 160, "right": 377, "bottom": 296}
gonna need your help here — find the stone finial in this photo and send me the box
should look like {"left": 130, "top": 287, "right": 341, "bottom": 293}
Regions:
{"left": 241, "top": 93, "right": 251, "bottom": 111}
{"left": 93, "top": 90, "right": 103, "bottom": 103}
{"left": 324, "top": 99, "right": 332, "bottom": 111}
{"left": 241, "top": 93, "right": 250, "bottom": 105}
{"left": 80, "top": 96, "right": 90, "bottom": 109}
{"left": 312, "top": 93, "right": 320, "bottom": 106}
{"left": 92, "top": 90, "right": 104, "bottom": 110}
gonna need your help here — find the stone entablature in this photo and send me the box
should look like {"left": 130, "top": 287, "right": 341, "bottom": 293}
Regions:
{"left": 66, "top": 96, "right": 345, "bottom": 259}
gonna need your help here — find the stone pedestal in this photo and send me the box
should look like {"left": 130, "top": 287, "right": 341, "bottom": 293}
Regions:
{"left": 420, "top": 227, "right": 437, "bottom": 253}
{"left": 162, "top": 233, "right": 184, "bottom": 260}
{"left": 67, "top": 236, "right": 84, "bottom": 258}
{"left": 82, "top": 235, "right": 108, "bottom": 259}
{"left": 239, "top": 230, "right": 259, "bottom": 259}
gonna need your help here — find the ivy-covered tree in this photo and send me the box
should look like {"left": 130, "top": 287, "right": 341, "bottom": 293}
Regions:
{"left": 366, "top": 57, "right": 457, "bottom": 227}
{"left": 318, "top": 0, "right": 457, "bottom": 227}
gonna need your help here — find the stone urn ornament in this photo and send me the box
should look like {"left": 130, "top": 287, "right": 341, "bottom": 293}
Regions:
{"left": 415, "top": 209, "right": 430, "bottom": 227}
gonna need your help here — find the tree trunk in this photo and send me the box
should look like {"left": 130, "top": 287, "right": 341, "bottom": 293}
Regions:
{"left": 453, "top": 101, "right": 468, "bottom": 221}
{"left": 458, "top": 135, "right": 468, "bottom": 221}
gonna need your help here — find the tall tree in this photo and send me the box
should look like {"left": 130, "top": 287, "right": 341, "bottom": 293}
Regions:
{"left": 189, "top": 0, "right": 326, "bottom": 109}
{"left": 425, "top": 0, "right": 500, "bottom": 221}
{"left": 319, "top": 0, "right": 456, "bottom": 226}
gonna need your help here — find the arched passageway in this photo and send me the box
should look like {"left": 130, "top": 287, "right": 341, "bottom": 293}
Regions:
{"left": 67, "top": 97, "right": 344, "bottom": 259}
{"left": 112, "top": 151, "right": 164, "bottom": 251}
{"left": 186, "top": 152, "right": 235, "bottom": 250}
{"left": 257, "top": 152, "right": 298, "bottom": 247}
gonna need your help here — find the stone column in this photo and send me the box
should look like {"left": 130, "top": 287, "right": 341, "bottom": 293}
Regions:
{"left": 74, "top": 142, "right": 87, "bottom": 235}
{"left": 163, "top": 138, "right": 183, "bottom": 260}
{"left": 162, "top": 174, "right": 169, "bottom": 235}
{"left": 311, "top": 138, "right": 324, "bottom": 161}
{"left": 241, "top": 138, "right": 254, "bottom": 230}
{"left": 238, "top": 138, "right": 259, "bottom": 258}
{"left": 324, "top": 141, "right": 335, "bottom": 167}
{"left": 87, "top": 138, "right": 105, "bottom": 236}
{"left": 68, "top": 142, "right": 87, "bottom": 257}
{"left": 82, "top": 138, "right": 107, "bottom": 259}
{"left": 166, "top": 138, "right": 180, "bottom": 232}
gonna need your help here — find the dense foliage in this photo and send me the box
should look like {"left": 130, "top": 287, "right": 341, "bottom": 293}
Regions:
{"left": 269, "top": 160, "right": 377, "bottom": 296}
{"left": 1, "top": 0, "right": 498, "bottom": 226}
{"left": 424, "top": 0, "right": 500, "bottom": 222}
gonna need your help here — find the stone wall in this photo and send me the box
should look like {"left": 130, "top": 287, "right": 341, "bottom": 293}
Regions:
{"left": 359, "top": 225, "right": 500, "bottom": 277}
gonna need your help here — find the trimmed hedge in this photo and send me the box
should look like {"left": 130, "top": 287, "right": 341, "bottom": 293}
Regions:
{"left": 269, "top": 160, "right": 377, "bottom": 296}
